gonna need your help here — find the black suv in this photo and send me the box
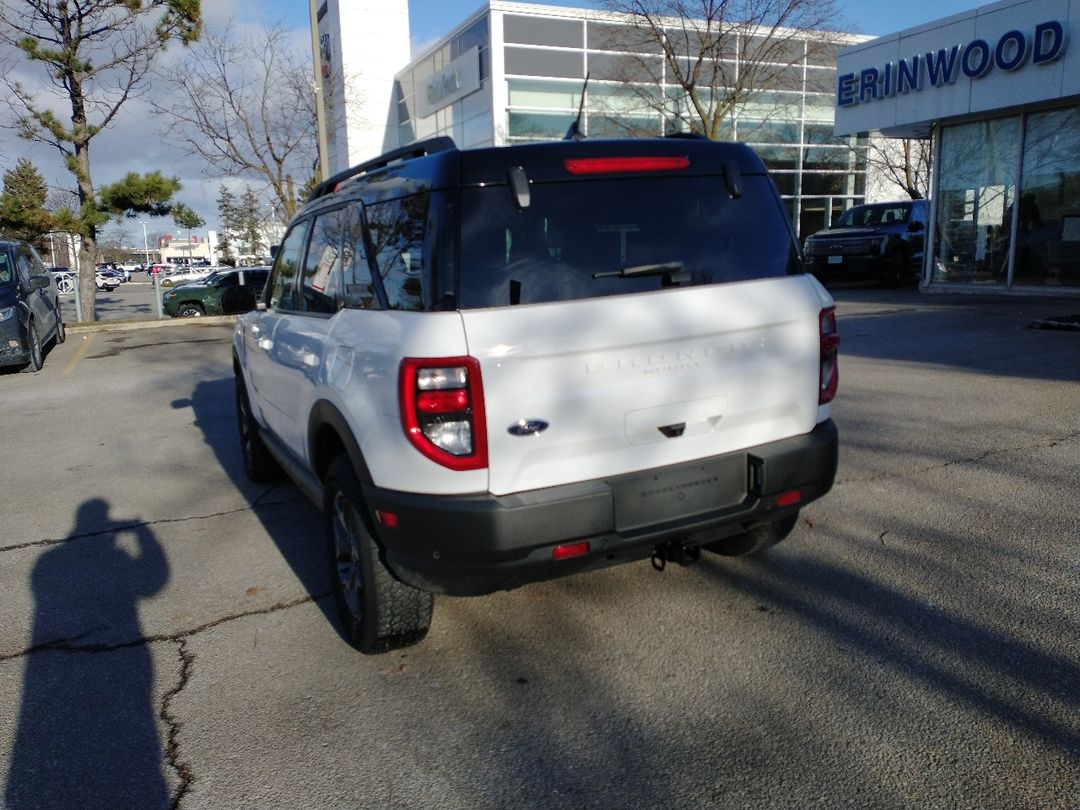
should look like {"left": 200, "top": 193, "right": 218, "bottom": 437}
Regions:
{"left": 0, "top": 240, "right": 65, "bottom": 372}
{"left": 803, "top": 199, "right": 927, "bottom": 286}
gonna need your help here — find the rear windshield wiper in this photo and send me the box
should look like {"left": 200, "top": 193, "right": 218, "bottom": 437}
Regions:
{"left": 593, "top": 261, "right": 688, "bottom": 283}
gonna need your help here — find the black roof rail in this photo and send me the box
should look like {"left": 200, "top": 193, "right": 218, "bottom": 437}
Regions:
{"left": 307, "top": 136, "right": 458, "bottom": 202}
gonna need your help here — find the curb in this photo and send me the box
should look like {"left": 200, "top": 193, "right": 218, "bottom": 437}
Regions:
{"left": 66, "top": 315, "right": 239, "bottom": 334}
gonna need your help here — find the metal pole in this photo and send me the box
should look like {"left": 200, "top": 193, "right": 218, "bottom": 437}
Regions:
{"left": 71, "top": 233, "right": 83, "bottom": 323}
{"left": 309, "top": 0, "right": 331, "bottom": 182}
{"left": 140, "top": 221, "right": 151, "bottom": 271}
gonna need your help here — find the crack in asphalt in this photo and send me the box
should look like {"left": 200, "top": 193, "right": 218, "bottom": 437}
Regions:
{"left": 0, "top": 592, "right": 332, "bottom": 808}
{"left": 0, "top": 487, "right": 306, "bottom": 554}
{"left": 836, "top": 429, "right": 1079, "bottom": 487}
{"left": 162, "top": 639, "right": 195, "bottom": 810}
{"left": 0, "top": 592, "right": 330, "bottom": 664}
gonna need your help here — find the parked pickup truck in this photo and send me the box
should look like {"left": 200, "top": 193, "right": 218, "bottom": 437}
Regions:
{"left": 233, "top": 136, "right": 840, "bottom": 653}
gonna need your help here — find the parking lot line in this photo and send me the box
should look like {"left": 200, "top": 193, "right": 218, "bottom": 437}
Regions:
{"left": 63, "top": 333, "right": 95, "bottom": 376}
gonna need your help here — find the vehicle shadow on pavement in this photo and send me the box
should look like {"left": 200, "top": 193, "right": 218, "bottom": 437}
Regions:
{"left": 180, "top": 377, "right": 338, "bottom": 631}
{"left": 4, "top": 499, "right": 171, "bottom": 810}
{"left": 832, "top": 289, "right": 1080, "bottom": 383}
{"left": 698, "top": 542, "right": 1080, "bottom": 758}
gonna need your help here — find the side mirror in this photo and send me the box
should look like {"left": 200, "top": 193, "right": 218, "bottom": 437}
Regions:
{"left": 31, "top": 275, "right": 51, "bottom": 291}
{"left": 269, "top": 245, "right": 279, "bottom": 260}
{"left": 908, "top": 221, "right": 925, "bottom": 232}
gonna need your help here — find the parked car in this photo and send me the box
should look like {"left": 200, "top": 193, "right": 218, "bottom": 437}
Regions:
{"left": 233, "top": 136, "right": 840, "bottom": 653}
{"left": 1, "top": 240, "right": 65, "bottom": 372}
{"left": 94, "top": 268, "right": 121, "bottom": 291}
{"left": 803, "top": 199, "right": 928, "bottom": 286}
{"left": 159, "top": 267, "right": 211, "bottom": 287}
{"left": 163, "top": 267, "right": 270, "bottom": 317}
{"left": 95, "top": 262, "right": 129, "bottom": 282}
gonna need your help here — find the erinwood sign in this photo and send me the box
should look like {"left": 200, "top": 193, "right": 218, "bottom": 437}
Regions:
{"left": 834, "top": 0, "right": 1080, "bottom": 137}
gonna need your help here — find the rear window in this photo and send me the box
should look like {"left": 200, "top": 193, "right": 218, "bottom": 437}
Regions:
{"left": 457, "top": 174, "right": 798, "bottom": 308}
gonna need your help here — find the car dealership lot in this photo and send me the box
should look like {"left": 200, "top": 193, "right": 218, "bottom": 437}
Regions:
{"left": 1, "top": 291, "right": 1078, "bottom": 809}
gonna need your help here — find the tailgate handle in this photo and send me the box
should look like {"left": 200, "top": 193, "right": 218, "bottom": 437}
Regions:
{"left": 658, "top": 422, "right": 686, "bottom": 438}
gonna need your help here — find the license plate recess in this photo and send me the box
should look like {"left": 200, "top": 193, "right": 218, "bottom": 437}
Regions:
{"left": 610, "top": 455, "right": 747, "bottom": 532}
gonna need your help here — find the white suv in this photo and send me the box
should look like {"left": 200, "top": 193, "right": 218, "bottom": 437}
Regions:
{"left": 234, "top": 136, "right": 839, "bottom": 653}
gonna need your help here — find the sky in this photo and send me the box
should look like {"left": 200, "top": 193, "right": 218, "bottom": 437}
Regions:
{"left": 1, "top": 0, "right": 980, "bottom": 244}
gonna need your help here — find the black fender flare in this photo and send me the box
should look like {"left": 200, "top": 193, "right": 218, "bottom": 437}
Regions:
{"left": 307, "top": 400, "right": 373, "bottom": 487}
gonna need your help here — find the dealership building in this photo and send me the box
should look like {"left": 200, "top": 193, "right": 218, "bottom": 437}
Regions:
{"left": 835, "top": 0, "right": 1080, "bottom": 294}
{"left": 316, "top": 1, "right": 868, "bottom": 238}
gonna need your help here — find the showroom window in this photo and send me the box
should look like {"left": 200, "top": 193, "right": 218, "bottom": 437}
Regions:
{"left": 932, "top": 117, "right": 1020, "bottom": 285}
{"left": 1015, "top": 106, "right": 1080, "bottom": 287}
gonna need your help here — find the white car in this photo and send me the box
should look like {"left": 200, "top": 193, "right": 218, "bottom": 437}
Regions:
{"left": 159, "top": 267, "right": 211, "bottom": 287}
{"left": 234, "top": 137, "right": 840, "bottom": 654}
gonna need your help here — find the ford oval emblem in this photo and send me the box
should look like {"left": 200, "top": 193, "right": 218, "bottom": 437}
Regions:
{"left": 508, "top": 419, "right": 549, "bottom": 436}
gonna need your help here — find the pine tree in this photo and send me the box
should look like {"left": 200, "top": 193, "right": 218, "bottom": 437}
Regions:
{"left": 0, "top": 158, "right": 53, "bottom": 250}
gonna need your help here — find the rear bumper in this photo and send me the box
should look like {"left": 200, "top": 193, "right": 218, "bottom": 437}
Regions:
{"left": 365, "top": 419, "right": 838, "bottom": 596}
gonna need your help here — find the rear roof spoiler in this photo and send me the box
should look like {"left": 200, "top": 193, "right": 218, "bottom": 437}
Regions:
{"left": 307, "top": 136, "right": 457, "bottom": 202}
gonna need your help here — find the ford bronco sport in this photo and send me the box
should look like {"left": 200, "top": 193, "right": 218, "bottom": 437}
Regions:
{"left": 233, "top": 136, "right": 840, "bottom": 653}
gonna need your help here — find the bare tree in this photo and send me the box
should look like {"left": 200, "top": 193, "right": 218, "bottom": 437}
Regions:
{"left": 595, "top": 0, "right": 842, "bottom": 139}
{"left": 153, "top": 21, "right": 317, "bottom": 222}
{"left": 866, "top": 137, "right": 932, "bottom": 200}
{"left": 0, "top": 0, "right": 201, "bottom": 317}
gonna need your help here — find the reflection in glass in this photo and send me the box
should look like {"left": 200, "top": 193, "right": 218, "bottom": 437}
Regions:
{"left": 366, "top": 194, "right": 429, "bottom": 311}
{"left": 932, "top": 118, "right": 1019, "bottom": 285}
{"left": 1016, "top": 106, "right": 1080, "bottom": 287}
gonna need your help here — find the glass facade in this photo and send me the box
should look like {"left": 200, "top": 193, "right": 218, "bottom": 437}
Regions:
{"left": 395, "top": 6, "right": 868, "bottom": 238}
{"left": 931, "top": 104, "right": 1080, "bottom": 290}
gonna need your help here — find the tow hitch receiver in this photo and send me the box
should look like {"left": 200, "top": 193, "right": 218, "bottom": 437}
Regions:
{"left": 651, "top": 542, "right": 701, "bottom": 571}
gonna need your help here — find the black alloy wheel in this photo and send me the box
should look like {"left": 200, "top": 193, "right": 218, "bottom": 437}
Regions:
{"left": 323, "top": 455, "right": 433, "bottom": 654}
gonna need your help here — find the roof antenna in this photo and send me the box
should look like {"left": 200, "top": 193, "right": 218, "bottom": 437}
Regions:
{"left": 563, "top": 72, "right": 590, "bottom": 141}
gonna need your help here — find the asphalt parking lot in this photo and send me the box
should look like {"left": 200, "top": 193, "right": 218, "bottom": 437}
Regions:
{"left": 1, "top": 288, "right": 1078, "bottom": 809}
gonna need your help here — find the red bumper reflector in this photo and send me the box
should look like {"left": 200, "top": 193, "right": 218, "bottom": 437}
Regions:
{"left": 564, "top": 156, "right": 690, "bottom": 175}
{"left": 775, "top": 490, "right": 802, "bottom": 508}
{"left": 375, "top": 510, "right": 399, "bottom": 528}
{"left": 552, "top": 541, "right": 590, "bottom": 560}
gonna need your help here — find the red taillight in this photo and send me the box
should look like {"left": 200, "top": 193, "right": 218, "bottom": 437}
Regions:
{"left": 400, "top": 357, "right": 487, "bottom": 471}
{"left": 564, "top": 156, "right": 690, "bottom": 175}
{"left": 552, "top": 541, "right": 590, "bottom": 560}
{"left": 375, "top": 510, "right": 399, "bottom": 528}
{"left": 819, "top": 307, "right": 840, "bottom": 404}
{"left": 775, "top": 490, "right": 802, "bottom": 508}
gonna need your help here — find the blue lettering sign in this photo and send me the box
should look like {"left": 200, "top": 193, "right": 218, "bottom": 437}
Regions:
{"left": 1033, "top": 20, "right": 1066, "bottom": 63}
{"left": 897, "top": 55, "right": 921, "bottom": 94}
{"left": 995, "top": 30, "right": 1029, "bottom": 71}
{"left": 836, "top": 72, "right": 857, "bottom": 106}
{"left": 925, "top": 45, "right": 961, "bottom": 86}
{"left": 859, "top": 67, "right": 880, "bottom": 102}
{"left": 838, "top": 20, "right": 1068, "bottom": 109}
{"left": 961, "top": 39, "right": 992, "bottom": 78}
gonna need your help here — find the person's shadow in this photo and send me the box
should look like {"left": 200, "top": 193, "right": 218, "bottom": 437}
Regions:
{"left": 5, "top": 499, "right": 171, "bottom": 810}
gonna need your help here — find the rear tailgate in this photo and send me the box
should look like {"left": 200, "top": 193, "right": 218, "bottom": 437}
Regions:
{"left": 461, "top": 275, "right": 826, "bottom": 497}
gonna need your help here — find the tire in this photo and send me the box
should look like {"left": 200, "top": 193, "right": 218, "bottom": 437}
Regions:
{"left": 235, "top": 373, "right": 280, "bottom": 482}
{"left": 324, "top": 455, "right": 433, "bottom": 654}
{"left": 884, "top": 249, "right": 908, "bottom": 287}
{"left": 703, "top": 513, "right": 799, "bottom": 557}
{"left": 53, "top": 303, "right": 66, "bottom": 345}
{"left": 23, "top": 320, "right": 43, "bottom": 373}
{"left": 177, "top": 302, "right": 205, "bottom": 318}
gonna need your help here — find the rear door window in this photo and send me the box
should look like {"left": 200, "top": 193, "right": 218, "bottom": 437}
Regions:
{"left": 300, "top": 209, "right": 345, "bottom": 315}
{"left": 365, "top": 194, "right": 428, "bottom": 311}
{"left": 457, "top": 174, "right": 798, "bottom": 308}
{"left": 266, "top": 223, "right": 308, "bottom": 311}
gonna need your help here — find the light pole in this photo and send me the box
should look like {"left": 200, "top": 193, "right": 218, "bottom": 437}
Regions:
{"left": 139, "top": 221, "right": 151, "bottom": 269}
